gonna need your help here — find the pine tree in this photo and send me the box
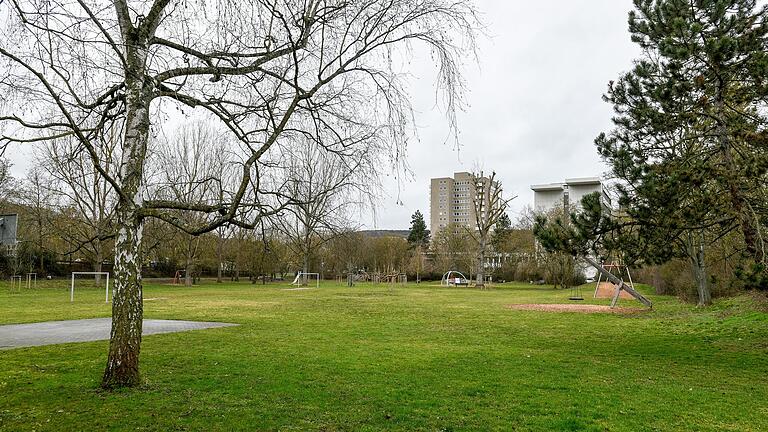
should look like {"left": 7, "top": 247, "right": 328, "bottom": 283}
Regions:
{"left": 595, "top": 0, "right": 768, "bottom": 302}
{"left": 407, "top": 210, "right": 430, "bottom": 248}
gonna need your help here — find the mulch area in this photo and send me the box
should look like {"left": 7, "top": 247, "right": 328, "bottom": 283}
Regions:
{"left": 506, "top": 303, "right": 647, "bottom": 314}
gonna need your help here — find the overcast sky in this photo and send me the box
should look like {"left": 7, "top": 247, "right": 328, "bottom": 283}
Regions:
{"left": 6, "top": 0, "right": 641, "bottom": 230}
{"left": 362, "top": 0, "right": 642, "bottom": 230}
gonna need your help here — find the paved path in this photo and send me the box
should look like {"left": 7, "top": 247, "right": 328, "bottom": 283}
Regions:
{"left": 0, "top": 318, "right": 238, "bottom": 350}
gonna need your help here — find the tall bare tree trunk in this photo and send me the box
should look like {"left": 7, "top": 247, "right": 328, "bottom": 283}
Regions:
{"left": 302, "top": 251, "right": 310, "bottom": 286}
{"left": 184, "top": 236, "right": 196, "bottom": 287}
{"left": 102, "top": 210, "right": 144, "bottom": 388}
{"left": 37, "top": 211, "right": 44, "bottom": 272}
{"left": 475, "top": 238, "right": 486, "bottom": 289}
{"left": 102, "top": 57, "right": 149, "bottom": 388}
{"left": 185, "top": 256, "right": 193, "bottom": 287}
{"left": 216, "top": 232, "right": 223, "bottom": 283}
{"left": 94, "top": 238, "right": 103, "bottom": 286}
{"left": 95, "top": 254, "right": 103, "bottom": 286}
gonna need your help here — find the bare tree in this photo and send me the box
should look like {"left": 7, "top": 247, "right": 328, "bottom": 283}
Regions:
{"left": 0, "top": 0, "right": 478, "bottom": 388}
{"left": 274, "top": 139, "right": 366, "bottom": 284}
{"left": 467, "top": 171, "right": 513, "bottom": 288}
{"left": 18, "top": 168, "right": 58, "bottom": 272}
{"left": 430, "top": 223, "right": 474, "bottom": 276}
{"left": 215, "top": 225, "right": 231, "bottom": 283}
{"left": 0, "top": 158, "right": 16, "bottom": 204}
{"left": 153, "top": 122, "right": 228, "bottom": 286}
{"left": 39, "top": 137, "right": 118, "bottom": 284}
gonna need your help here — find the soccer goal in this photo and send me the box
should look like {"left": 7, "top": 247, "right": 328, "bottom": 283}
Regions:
{"left": 290, "top": 272, "right": 320, "bottom": 288}
{"left": 70, "top": 272, "right": 111, "bottom": 303}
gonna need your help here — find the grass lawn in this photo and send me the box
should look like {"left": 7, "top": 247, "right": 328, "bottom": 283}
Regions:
{"left": 1, "top": 279, "right": 767, "bottom": 431}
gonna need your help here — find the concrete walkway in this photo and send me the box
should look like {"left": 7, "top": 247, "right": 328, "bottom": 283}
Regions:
{"left": 0, "top": 318, "right": 238, "bottom": 350}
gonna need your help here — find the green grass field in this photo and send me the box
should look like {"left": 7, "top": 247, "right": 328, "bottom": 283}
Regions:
{"left": 1, "top": 280, "right": 767, "bottom": 431}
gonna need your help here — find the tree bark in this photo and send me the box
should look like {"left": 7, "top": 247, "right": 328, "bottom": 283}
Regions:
{"left": 37, "top": 210, "right": 45, "bottom": 272}
{"left": 302, "top": 251, "right": 309, "bottom": 286}
{"left": 95, "top": 239, "right": 103, "bottom": 286}
{"left": 475, "top": 238, "right": 486, "bottom": 289}
{"left": 185, "top": 235, "right": 196, "bottom": 287}
{"left": 216, "top": 232, "right": 223, "bottom": 283}
{"left": 101, "top": 47, "right": 150, "bottom": 388}
{"left": 185, "top": 255, "right": 193, "bottom": 287}
{"left": 688, "top": 233, "right": 711, "bottom": 307}
{"left": 101, "top": 206, "right": 144, "bottom": 388}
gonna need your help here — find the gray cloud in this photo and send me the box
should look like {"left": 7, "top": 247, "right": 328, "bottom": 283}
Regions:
{"left": 367, "top": 0, "right": 641, "bottom": 229}
{"left": 6, "top": 1, "right": 641, "bottom": 230}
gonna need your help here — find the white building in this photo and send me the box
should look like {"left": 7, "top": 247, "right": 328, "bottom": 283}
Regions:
{"left": 531, "top": 177, "right": 610, "bottom": 215}
{"left": 530, "top": 177, "right": 610, "bottom": 280}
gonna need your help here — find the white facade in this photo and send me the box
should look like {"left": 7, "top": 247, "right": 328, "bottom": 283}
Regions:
{"left": 531, "top": 177, "right": 610, "bottom": 215}
{"left": 531, "top": 178, "right": 609, "bottom": 280}
{"left": 531, "top": 183, "right": 566, "bottom": 213}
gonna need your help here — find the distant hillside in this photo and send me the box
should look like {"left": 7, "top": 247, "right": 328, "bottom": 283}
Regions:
{"left": 359, "top": 230, "right": 410, "bottom": 239}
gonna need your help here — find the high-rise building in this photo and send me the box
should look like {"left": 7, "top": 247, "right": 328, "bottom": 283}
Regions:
{"left": 429, "top": 172, "right": 491, "bottom": 233}
{"left": 530, "top": 177, "right": 610, "bottom": 215}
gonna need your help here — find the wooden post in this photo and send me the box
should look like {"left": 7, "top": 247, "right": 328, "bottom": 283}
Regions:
{"left": 582, "top": 256, "right": 652, "bottom": 308}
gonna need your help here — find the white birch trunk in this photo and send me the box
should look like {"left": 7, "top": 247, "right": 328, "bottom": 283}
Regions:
{"left": 102, "top": 53, "right": 150, "bottom": 387}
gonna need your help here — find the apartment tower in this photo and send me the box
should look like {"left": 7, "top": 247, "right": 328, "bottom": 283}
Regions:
{"left": 429, "top": 172, "right": 491, "bottom": 233}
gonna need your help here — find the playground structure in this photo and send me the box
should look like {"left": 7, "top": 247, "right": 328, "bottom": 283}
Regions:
{"left": 70, "top": 272, "right": 111, "bottom": 303}
{"left": 26, "top": 273, "right": 37, "bottom": 289}
{"left": 373, "top": 273, "right": 408, "bottom": 285}
{"left": 173, "top": 270, "right": 185, "bottom": 285}
{"left": 370, "top": 272, "right": 406, "bottom": 285}
{"left": 338, "top": 271, "right": 369, "bottom": 285}
{"left": 593, "top": 260, "right": 636, "bottom": 306}
{"left": 581, "top": 256, "right": 651, "bottom": 308}
{"left": 441, "top": 271, "right": 470, "bottom": 287}
{"left": 10, "top": 275, "right": 22, "bottom": 293}
{"left": 569, "top": 283, "right": 584, "bottom": 301}
{"left": 344, "top": 270, "right": 407, "bottom": 286}
{"left": 291, "top": 272, "right": 320, "bottom": 288}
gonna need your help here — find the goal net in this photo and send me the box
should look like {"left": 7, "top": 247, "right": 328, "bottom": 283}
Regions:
{"left": 70, "top": 272, "right": 111, "bottom": 303}
{"left": 290, "top": 272, "right": 320, "bottom": 288}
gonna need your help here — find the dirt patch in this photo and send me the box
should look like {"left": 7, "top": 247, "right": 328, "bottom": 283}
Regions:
{"left": 506, "top": 303, "right": 646, "bottom": 314}
{"left": 593, "top": 282, "right": 635, "bottom": 300}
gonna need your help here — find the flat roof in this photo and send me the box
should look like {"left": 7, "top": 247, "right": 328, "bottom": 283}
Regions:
{"left": 531, "top": 183, "right": 564, "bottom": 192}
{"left": 565, "top": 177, "right": 601, "bottom": 186}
